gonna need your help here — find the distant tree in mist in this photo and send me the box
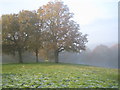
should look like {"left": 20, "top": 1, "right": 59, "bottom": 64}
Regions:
{"left": 92, "top": 45, "right": 110, "bottom": 53}
{"left": 59, "top": 44, "right": 118, "bottom": 68}
{"left": 85, "top": 44, "right": 118, "bottom": 68}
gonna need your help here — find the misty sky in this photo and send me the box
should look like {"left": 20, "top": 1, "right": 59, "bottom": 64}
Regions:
{"left": 0, "top": 0, "right": 118, "bottom": 49}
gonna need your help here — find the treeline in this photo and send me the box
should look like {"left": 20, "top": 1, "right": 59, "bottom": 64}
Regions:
{"left": 59, "top": 44, "right": 118, "bottom": 68}
{"left": 1, "top": 1, "right": 87, "bottom": 63}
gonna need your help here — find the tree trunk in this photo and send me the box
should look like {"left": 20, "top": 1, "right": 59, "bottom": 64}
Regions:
{"left": 35, "top": 49, "right": 39, "bottom": 63}
{"left": 18, "top": 49, "right": 23, "bottom": 63}
{"left": 54, "top": 50, "right": 59, "bottom": 63}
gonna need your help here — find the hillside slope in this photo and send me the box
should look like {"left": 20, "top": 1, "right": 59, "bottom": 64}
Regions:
{"left": 2, "top": 63, "right": 118, "bottom": 88}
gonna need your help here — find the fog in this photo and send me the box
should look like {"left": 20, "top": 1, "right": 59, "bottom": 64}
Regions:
{"left": 59, "top": 44, "right": 118, "bottom": 68}
{"left": 2, "top": 52, "right": 44, "bottom": 63}
{"left": 2, "top": 44, "right": 118, "bottom": 68}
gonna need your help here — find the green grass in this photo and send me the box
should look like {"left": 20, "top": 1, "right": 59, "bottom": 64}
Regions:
{"left": 2, "top": 62, "right": 119, "bottom": 88}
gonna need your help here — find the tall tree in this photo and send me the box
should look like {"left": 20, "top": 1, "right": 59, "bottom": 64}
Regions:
{"left": 2, "top": 14, "right": 21, "bottom": 61}
{"left": 0, "top": 17, "right": 2, "bottom": 56}
{"left": 39, "top": 1, "right": 88, "bottom": 63}
{"left": 27, "top": 9, "right": 44, "bottom": 63}
{"left": 2, "top": 10, "right": 36, "bottom": 63}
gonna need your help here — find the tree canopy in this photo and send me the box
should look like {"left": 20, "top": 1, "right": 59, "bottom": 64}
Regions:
{"left": 2, "top": 0, "right": 88, "bottom": 63}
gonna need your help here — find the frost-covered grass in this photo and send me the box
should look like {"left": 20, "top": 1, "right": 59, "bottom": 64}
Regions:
{"left": 2, "top": 63, "right": 119, "bottom": 88}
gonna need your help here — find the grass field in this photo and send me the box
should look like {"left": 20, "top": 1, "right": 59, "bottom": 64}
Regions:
{"left": 2, "top": 63, "right": 119, "bottom": 88}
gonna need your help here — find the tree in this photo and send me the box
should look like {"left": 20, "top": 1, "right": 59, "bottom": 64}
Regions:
{"left": 0, "top": 16, "right": 2, "bottom": 55}
{"left": 2, "top": 1, "right": 88, "bottom": 63}
{"left": 2, "top": 10, "right": 35, "bottom": 63}
{"left": 23, "top": 10, "right": 44, "bottom": 63}
{"left": 39, "top": 1, "right": 88, "bottom": 63}
{"left": 2, "top": 14, "right": 21, "bottom": 61}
